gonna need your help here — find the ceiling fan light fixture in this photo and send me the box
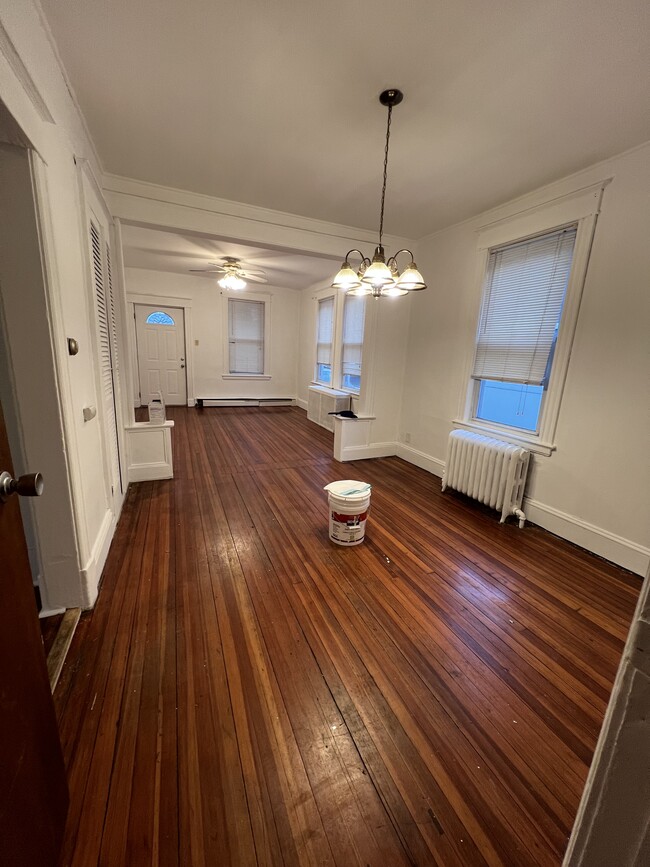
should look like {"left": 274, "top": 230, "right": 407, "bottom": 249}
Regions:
{"left": 330, "top": 89, "right": 427, "bottom": 301}
{"left": 218, "top": 273, "right": 247, "bottom": 291}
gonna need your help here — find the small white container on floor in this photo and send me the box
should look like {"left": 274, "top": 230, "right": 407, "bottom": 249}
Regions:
{"left": 324, "top": 480, "right": 371, "bottom": 546}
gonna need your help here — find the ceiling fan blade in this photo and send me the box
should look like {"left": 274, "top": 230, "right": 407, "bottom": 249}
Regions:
{"left": 244, "top": 273, "right": 268, "bottom": 283}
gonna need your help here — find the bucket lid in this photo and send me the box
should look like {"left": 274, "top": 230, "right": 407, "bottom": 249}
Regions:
{"left": 324, "top": 480, "right": 371, "bottom": 499}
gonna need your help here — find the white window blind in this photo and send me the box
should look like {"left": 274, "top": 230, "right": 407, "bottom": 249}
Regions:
{"left": 472, "top": 226, "right": 577, "bottom": 385}
{"left": 316, "top": 297, "right": 334, "bottom": 366}
{"left": 228, "top": 298, "right": 264, "bottom": 374}
{"left": 341, "top": 295, "right": 365, "bottom": 383}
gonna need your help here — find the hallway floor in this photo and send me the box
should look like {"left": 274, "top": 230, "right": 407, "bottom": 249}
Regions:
{"left": 54, "top": 407, "right": 640, "bottom": 866}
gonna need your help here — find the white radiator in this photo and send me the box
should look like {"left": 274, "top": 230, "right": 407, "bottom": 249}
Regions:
{"left": 307, "top": 386, "right": 350, "bottom": 432}
{"left": 442, "top": 430, "right": 530, "bottom": 528}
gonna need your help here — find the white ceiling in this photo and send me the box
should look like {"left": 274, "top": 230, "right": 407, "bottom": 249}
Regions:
{"left": 40, "top": 0, "right": 650, "bottom": 238}
{"left": 121, "top": 224, "right": 335, "bottom": 289}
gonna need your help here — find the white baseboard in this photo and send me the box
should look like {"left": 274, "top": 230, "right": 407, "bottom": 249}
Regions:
{"left": 199, "top": 398, "right": 294, "bottom": 407}
{"left": 395, "top": 444, "right": 647, "bottom": 575}
{"left": 524, "top": 498, "right": 649, "bottom": 576}
{"left": 39, "top": 607, "right": 66, "bottom": 619}
{"left": 80, "top": 508, "right": 117, "bottom": 608}
{"left": 338, "top": 441, "right": 396, "bottom": 461}
{"left": 128, "top": 461, "right": 174, "bottom": 482}
{"left": 297, "top": 398, "right": 308, "bottom": 411}
{"left": 396, "top": 443, "right": 445, "bottom": 478}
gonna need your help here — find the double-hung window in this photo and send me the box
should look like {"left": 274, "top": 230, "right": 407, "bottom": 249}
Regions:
{"left": 315, "top": 296, "right": 334, "bottom": 385}
{"left": 471, "top": 226, "right": 577, "bottom": 433}
{"left": 459, "top": 179, "right": 608, "bottom": 454}
{"left": 340, "top": 294, "right": 365, "bottom": 393}
{"left": 228, "top": 298, "right": 265, "bottom": 375}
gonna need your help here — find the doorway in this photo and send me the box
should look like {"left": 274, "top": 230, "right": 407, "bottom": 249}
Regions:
{"left": 134, "top": 303, "right": 187, "bottom": 405}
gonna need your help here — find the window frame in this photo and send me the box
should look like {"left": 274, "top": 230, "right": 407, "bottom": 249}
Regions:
{"left": 222, "top": 290, "right": 272, "bottom": 380}
{"left": 455, "top": 180, "right": 609, "bottom": 455}
{"left": 339, "top": 293, "right": 366, "bottom": 395}
{"left": 314, "top": 293, "right": 335, "bottom": 386}
{"left": 310, "top": 285, "right": 368, "bottom": 399}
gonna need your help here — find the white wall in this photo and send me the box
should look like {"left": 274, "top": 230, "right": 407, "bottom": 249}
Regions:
{"left": 125, "top": 268, "right": 302, "bottom": 402}
{"left": 401, "top": 143, "right": 650, "bottom": 574}
{"left": 0, "top": 1, "right": 125, "bottom": 607}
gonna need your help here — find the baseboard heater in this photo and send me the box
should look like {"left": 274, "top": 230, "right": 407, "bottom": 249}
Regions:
{"left": 196, "top": 397, "right": 294, "bottom": 408}
{"left": 442, "top": 430, "right": 531, "bottom": 527}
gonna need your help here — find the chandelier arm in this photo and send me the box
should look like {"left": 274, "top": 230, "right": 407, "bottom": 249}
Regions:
{"left": 343, "top": 249, "right": 371, "bottom": 267}
{"left": 386, "top": 249, "right": 416, "bottom": 268}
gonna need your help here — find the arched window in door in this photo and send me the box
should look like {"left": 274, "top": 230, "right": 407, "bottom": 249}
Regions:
{"left": 145, "top": 311, "right": 175, "bottom": 325}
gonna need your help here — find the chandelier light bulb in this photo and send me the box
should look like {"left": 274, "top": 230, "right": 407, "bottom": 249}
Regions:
{"left": 395, "top": 262, "right": 427, "bottom": 292}
{"left": 331, "top": 263, "right": 362, "bottom": 291}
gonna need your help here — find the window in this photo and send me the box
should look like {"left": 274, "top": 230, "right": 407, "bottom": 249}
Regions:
{"left": 315, "top": 296, "right": 334, "bottom": 385}
{"left": 458, "top": 179, "right": 606, "bottom": 454}
{"left": 470, "top": 226, "right": 577, "bottom": 433}
{"left": 340, "top": 295, "right": 365, "bottom": 393}
{"left": 228, "top": 298, "right": 265, "bottom": 375}
{"left": 145, "top": 311, "right": 175, "bottom": 325}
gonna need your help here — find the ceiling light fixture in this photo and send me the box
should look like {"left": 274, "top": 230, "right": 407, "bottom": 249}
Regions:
{"left": 218, "top": 271, "right": 247, "bottom": 291}
{"left": 331, "top": 89, "right": 426, "bottom": 299}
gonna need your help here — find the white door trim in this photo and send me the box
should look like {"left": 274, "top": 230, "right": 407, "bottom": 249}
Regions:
{"left": 127, "top": 294, "right": 195, "bottom": 406}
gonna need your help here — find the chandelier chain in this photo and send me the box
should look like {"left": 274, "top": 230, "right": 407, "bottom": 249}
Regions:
{"left": 378, "top": 103, "right": 393, "bottom": 248}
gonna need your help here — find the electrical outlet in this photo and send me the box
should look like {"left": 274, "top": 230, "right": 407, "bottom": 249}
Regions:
{"left": 404, "top": 432, "right": 411, "bottom": 443}
{"left": 194, "top": 339, "right": 199, "bottom": 346}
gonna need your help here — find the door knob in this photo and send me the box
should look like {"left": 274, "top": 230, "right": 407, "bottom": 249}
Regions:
{"left": 0, "top": 471, "right": 44, "bottom": 502}
{"left": 180, "top": 364, "right": 185, "bottom": 369}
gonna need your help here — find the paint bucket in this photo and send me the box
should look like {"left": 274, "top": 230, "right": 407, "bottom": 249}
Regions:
{"left": 148, "top": 391, "right": 166, "bottom": 424}
{"left": 324, "top": 480, "right": 372, "bottom": 546}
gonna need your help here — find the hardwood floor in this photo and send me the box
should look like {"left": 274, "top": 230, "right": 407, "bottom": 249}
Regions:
{"left": 55, "top": 406, "right": 640, "bottom": 866}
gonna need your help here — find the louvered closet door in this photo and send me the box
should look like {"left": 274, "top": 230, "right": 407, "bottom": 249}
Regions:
{"left": 90, "top": 218, "right": 121, "bottom": 496}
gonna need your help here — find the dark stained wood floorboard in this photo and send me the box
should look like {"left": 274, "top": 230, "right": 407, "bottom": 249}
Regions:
{"left": 56, "top": 406, "right": 641, "bottom": 866}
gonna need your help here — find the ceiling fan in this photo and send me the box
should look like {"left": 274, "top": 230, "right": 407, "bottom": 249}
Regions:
{"left": 190, "top": 256, "right": 267, "bottom": 290}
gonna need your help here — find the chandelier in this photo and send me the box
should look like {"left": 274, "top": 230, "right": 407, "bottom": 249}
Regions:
{"left": 331, "top": 89, "right": 426, "bottom": 298}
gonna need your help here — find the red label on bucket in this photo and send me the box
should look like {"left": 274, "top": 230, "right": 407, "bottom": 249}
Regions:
{"left": 331, "top": 510, "right": 368, "bottom": 524}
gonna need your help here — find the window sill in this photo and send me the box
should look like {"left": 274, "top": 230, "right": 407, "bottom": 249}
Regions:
{"left": 222, "top": 374, "right": 271, "bottom": 380}
{"left": 452, "top": 419, "right": 556, "bottom": 456}
{"left": 308, "top": 383, "right": 349, "bottom": 396}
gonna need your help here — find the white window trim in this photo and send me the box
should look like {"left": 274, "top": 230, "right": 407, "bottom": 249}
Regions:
{"left": 311, "top": 284, "right": 371, "bottom": 407}
{"left": 313, "top": 290, "right": 336, "bottom": 386}
{"left": 455, "top": 179, "right": 610, "bottom": 456}
{"left": 338, "top": 292, "right": 367, "bottom": 397}
{"left": 312, "top": 285, "right": 343, "bottom": 388}
{"left": 221, "top": 290, "right": 271, "bottom": 379}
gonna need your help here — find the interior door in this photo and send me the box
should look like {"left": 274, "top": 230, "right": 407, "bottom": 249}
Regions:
{"left": 0, "top": 396, "right": 68, "bottom": 866}
{"left": 135, "top": 304, "right": 187, "bottom": 405}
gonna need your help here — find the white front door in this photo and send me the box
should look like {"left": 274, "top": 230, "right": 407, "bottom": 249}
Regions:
{"left": 135, "top": 304, "right": 187, "bottom": 406}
